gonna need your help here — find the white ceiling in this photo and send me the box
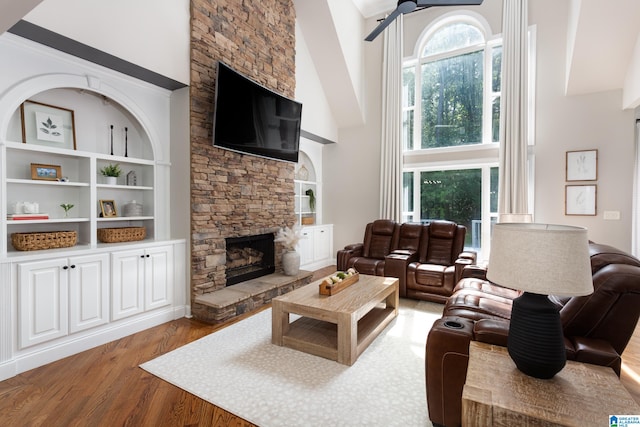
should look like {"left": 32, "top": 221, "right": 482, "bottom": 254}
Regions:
{"left": 0, "top": 0, "right": 43, "bottom": 33}
{"left": 565, "top": 0, "right": 640, "bottom": 96}
{"left": 351, "top": 0, "right": 396, "bottom": 18}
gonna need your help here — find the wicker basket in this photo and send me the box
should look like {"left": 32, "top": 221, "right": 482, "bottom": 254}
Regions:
{"left": 97, "top": 227, "right": 146, "bottom": 243}
{"left": 11, "top": 231, "right": 77, "bottom": 251}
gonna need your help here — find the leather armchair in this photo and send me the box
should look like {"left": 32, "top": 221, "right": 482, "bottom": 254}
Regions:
{"left": 425, "top": 242, "right": 640, "bottom": 427}
{"left": 405, "top": 220, "right": 476, "bottom": 303}
{"left": 337, "top": 219, "right": 399, "bottom": 276}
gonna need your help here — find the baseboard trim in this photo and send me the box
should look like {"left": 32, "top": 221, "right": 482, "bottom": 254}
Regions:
{"left": 0, "top": 305, "right": 187, "bottom": 382}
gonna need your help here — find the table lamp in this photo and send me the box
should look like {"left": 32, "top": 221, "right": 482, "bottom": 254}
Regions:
{"left": 487, "top": 223, "right": 593, "bottom": 379}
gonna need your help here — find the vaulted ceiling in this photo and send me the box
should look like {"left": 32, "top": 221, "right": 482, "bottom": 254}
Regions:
{"left": 352, "top": 0, "right": 640, "bottom": 98}
{"left": 2, "top": 0, "right": 640, "bottom": 128}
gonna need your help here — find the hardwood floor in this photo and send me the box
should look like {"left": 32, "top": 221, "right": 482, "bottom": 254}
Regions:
{"left": 1, "top": 264, "right": 639, "bottom": 426}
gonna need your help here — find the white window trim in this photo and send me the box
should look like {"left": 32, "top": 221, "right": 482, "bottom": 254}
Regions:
{"left": 402, "top": 14, "right": 537, "bottom": 261}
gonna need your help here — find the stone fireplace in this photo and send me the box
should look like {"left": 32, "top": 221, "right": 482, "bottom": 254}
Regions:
{"left": 225, "top": 233, "right": 275, "bottom": 286}
{"left": 190, "top": 0, "right": 306, "bottom": 323}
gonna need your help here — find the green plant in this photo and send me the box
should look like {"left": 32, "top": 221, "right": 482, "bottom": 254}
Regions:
{"left": 100, "top": 164, "right": 122, "bottom": 177}
{"left": 305, "top": 188, "right": 316, "bottom": 212}
{"left": 60, "top": 203, "right": 74, "bottom": 217}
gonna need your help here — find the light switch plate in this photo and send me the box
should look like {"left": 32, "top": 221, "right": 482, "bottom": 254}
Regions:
{"left": 603, "top": 211, "right": 621, "bottom": 220}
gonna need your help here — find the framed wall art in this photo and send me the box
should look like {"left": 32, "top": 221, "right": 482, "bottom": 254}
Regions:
{"left": 30, "top": 163, "right": 62, "bottom": 181}
{"left": 565, "top": 184, "right": 597, "bottom": 216}
{"left": 566, "top": 149, "right": 597, "bottom": 181}
{"left": 99, "top": 200, "right": 117, "bottom": 218}
{"left": 20, "top": 100, "right": 77, "bottom": 150}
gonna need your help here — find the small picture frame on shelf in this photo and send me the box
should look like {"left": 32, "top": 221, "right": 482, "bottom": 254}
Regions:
{"left": 99, "top": 199, "right": 117, "bottom": 217}
{"left": 20, "top": 100, "right": 77, "bottom": 150}
{"left": 30, "top": 163, "right": 62, "bottom": 181}
{"left": 565, "top": 184, "right": 597, "bottom": 216}
{"left": 566, "top": 149, "right": 597, "bottom": 181}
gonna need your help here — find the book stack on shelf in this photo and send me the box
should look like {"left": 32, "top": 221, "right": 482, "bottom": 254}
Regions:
{"left": 7, "top": 213, "right": 49, "bottom": 220}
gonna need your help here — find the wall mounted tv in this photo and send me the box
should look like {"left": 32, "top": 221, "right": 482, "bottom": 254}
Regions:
{"left": 212, "top": 61, "right": 302, "bottom": 163}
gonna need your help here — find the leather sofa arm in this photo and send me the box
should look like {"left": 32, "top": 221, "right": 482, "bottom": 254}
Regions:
{"left": 426, "top": 316, "right": 476, "bottom": 427}
{"left": 385, "top": 250, "right": 419, "bottom": 297}
{"left": 336, "top": 243, "right": 363, "bottom": 271}
{"left": 454, "top": 257, "right": 474, "bottom": 284}
{"left": 566, "top": 336, "right": 622, "bottom": 376}
{"left": 459, "top": 251, "right": 477, "bottom": 264}
{"left": 473, "top": 318, "right": 509, "bottom": 347}
{"left": 461, "top": 264, "right": 488, "bottom": 280}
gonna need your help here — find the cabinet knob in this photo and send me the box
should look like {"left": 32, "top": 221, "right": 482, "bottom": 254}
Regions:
{"left": 146, "top": 254, "right": 150, "bottom": 258}
{"left": 140, "top": 254, "right": 145, "bottom": 258}
{"left": 63, "top": 265, "right": 69, "bottom": 270}
{"left": 70, "top": 265, "right": 76, "bottom": 269}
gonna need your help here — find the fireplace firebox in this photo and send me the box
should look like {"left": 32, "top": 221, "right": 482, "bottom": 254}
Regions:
{"left": 225, "top": 233, "right": 275, "bottom": 286}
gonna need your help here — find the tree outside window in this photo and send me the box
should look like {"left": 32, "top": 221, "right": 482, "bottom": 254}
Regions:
{"left": 402, "top": 17, "right": 502, "bottom": 255}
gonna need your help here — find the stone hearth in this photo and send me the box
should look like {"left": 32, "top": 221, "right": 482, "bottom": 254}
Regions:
{"left": 192, "top": 271, "right": 313, "bottom": 324}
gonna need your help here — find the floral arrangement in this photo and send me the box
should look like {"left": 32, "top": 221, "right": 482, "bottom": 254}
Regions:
{"left": 274, "top": 225, "right": 302, "bottom": 251}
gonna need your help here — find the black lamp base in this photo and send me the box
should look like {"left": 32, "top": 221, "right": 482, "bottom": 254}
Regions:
{"left": 507, "top": 291, "right": 566, "bottom": 379}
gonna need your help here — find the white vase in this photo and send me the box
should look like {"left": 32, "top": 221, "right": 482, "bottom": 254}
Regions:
{"left": 105, "top": 176, "right": 117, "bottom": 185}
{"left": 282, "top": 250, "right": 300, "bottom": 276}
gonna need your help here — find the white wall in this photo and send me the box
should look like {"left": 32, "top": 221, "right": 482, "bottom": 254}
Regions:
{"left": 531, "top": 0, "right": 634, "bottom": 250}
{"left": 325, "top": 0, "right": 636, "bottom": 253}
{"left": 24, "top": 0, "right": 190, "bottom": 85}
{"left": 324, "top": 36, "right": 384, "bottom": 251}
{"left": 295, "top": 23, "right": 339, "bottom": 142}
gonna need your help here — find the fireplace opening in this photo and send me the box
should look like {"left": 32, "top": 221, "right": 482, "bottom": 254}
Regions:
{"left": 225, "top": 233, "right": 275, "bottom": 286}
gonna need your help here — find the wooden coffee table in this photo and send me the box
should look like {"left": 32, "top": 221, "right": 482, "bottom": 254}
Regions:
{"left": 271, "top": 274, "right": 399, "bottom": 365}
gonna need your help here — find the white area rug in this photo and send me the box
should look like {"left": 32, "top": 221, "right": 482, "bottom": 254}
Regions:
{"left": 141, "top": 299, "right": 443, "bottom": 427}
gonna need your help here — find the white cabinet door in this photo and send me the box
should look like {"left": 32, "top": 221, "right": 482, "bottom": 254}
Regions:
{"left": 69, "top": 253, "right": 109, "bottom": 333}
{"left": 314, "top": 226, "right": 332, "bottom": 261}
{"left": 18, "top": 258, "right": 69, "bottom": 348}
{"left": 298, "top": 228, "right": 315, "bottom": 266}
{"left": 111, "top": 249, "right": 145, "bottom": 321}
{"left": 145, "top": 245, "right": 173, "bottom": 311}
{"left": 112, "top": 245, "right": 173, "bottom": 319}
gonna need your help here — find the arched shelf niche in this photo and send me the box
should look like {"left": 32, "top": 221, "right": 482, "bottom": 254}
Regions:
{"left": 0, "top": 74, "right": 157, "bottom": 160}
{"left": 294, "top": 149, "right": 319, "bottom": 226}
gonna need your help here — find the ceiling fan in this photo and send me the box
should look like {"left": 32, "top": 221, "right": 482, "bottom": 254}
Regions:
{"left": 365, "top": 0, "right": 484, "bottom": 42}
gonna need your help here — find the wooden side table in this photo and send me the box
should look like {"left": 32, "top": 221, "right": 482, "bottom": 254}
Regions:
{"left": 462, "top": 341, "right": 640, "bottom": 426}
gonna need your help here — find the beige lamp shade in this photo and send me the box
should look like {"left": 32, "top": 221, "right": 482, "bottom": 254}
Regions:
{"left": 487, "top": 223, "right": 593, "bottom": 296}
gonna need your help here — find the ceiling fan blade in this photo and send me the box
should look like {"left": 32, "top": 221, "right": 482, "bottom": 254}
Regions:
{"left": 416, "top": 0, "right": 483, "bottom": 5}
{"left": 364, "top": 8, "right": 403, "bottom": 42}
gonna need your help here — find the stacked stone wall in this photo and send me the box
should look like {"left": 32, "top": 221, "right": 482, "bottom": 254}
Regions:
{"left": 190, "top": 0, "right": 296, "bottom": 296}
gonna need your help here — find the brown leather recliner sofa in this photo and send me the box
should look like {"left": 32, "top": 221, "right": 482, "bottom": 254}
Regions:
{"left": 425, "top": 242, "right": 640, "bottom": 427}
{"left": 336, "top": 219, "right": 476, "bottom": 300}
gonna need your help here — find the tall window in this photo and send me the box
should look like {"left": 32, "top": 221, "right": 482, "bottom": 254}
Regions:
{"left": 402, "top": 16, "right": 501, "bottom": 258}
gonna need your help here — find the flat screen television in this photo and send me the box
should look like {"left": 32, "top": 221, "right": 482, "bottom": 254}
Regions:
{"left": 212, "top": 61, "right": 302, "bottom": 163}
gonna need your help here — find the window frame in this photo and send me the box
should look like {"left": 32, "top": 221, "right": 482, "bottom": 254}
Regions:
{"left": 402, "top": 16, "right": 537, "bottom": 261}
{"left": 402, "top": 13, "right": 501, "bottom": 261}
